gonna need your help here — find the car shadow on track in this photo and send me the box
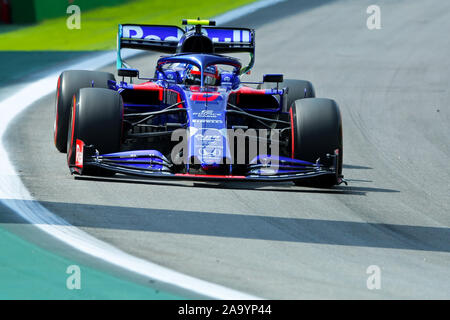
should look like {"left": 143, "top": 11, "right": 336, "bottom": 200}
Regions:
{"left": 343, "top": 164, "right": 373, "bottom": 170}
{"left": 74, "top": 174, "right": 399, "bottom": 197}
{"left": 0, "top": 199, "right": 447, "bottom": 253}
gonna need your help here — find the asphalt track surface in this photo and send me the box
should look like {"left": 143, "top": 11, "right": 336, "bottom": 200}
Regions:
{"left": 4, "top": 0, "right": 450, "bottom": 298}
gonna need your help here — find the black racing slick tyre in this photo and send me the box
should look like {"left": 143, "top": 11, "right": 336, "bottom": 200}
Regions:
{"left": 54, "top": 70, "right": 115, "bottom": 153}
{"left": 67, "top": 88, "right": 123, "bottom": 176}
{"left": 261, "top": 79, "right": 315, "bottom": 111}
{"left": 290, "top": 98, "right": 343, "bottom": 187}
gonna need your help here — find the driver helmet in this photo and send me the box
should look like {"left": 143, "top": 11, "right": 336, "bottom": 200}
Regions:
{"left": 185, "top": 65, "right": 219, "bottom": 86}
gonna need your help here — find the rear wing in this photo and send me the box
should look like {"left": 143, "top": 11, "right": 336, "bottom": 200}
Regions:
{"left": 117, "top": 21, "right": 255, "bottom": 73}
{"left": 118, "top": 24, "right": 184, "bottom": 54}
{"left": 201, "top": 26, "right": 255, "bottom": 54}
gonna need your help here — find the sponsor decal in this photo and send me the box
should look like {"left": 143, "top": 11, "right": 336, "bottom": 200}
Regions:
{"left": 122, "top": 25, "right": 183, "bottom": 42}
{"left": 200, "top": 147, "right": 222, "bottom": 158}
{"left": 190, "top": 92, "right": 221, "bottom": 102}
{"left": 192, "top": 119, "right": 223, "bottom": 124}
{"left": 195, "top": 134, "right": 222, "bottom": 143}
{"left": 193, "top": 109, "right": 220, "bottom": 118}
{"left": 193, "top": 129, "right": 224, "bottom": 164}
{"left": 122, "top": 25, "right": 251, "bottom": 44}
{"left": 75, "top": 139, "right": 84, "bottom": 168}
{"left": 203, "top": 28, "right": 252, "bottom": 43}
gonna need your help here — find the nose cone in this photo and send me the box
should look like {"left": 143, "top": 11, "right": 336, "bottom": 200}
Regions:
{"left": 183, "top": 88, "right": 230, "bottom": 166}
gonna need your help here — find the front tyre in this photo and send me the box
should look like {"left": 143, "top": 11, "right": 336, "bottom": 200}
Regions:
{"left": 67, "top": 88, "right": 123, "bottom": 176}
{"left": 290, "top": 98, "right": 343, "bottom": 187}
{"left": 54, "top": 70, "right": 115, "bottom": 153}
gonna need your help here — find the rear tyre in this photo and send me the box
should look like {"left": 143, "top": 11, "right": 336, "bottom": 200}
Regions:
{"left": 261, "top": 79, "right": 315, "bottom": 111}
{"left": 54, "top": 70, "right": 115, "bottom": 153}
{"left": 290, "top": 98, "right": 343, "bottom": 187}
{"left": 67, "top": 88, "right": 123, "bottom": 176}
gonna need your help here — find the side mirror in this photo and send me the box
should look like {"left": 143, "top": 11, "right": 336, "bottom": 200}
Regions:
{"left": 263, "top": 74, "right": 283, "bottom": 83}
{"left": 118, "top": 68, "right": 139, "bottom": 78}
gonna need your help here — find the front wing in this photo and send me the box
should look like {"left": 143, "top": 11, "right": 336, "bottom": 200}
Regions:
{"left": 70, "top": 142, "right": 338, "bottom": 182}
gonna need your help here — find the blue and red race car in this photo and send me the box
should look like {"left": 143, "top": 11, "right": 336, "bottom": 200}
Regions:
{"left": 53, "top": 19, "right": 344, "bottom": 187}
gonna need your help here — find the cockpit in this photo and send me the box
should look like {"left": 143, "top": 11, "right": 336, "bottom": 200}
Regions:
{"left": 156, "top": 54, "right": 241, "bottom": 89}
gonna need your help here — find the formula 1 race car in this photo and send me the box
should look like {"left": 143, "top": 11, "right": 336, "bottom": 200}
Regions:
{"left": 53, "top": 19, "right": 344, "bottom": 187}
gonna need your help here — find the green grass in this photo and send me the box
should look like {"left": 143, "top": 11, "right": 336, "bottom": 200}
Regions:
{"left": 0, "top": 0, "right": 257, "bottom": 51}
